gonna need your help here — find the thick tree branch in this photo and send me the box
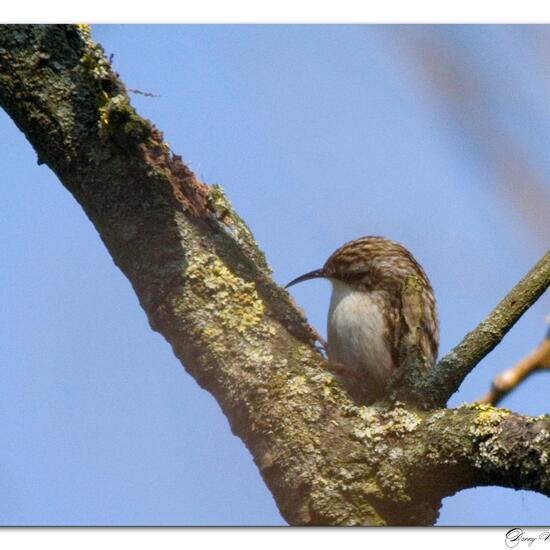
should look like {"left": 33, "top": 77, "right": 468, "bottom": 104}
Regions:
{"left": 414, "top": 405, "right": 550, "bottom": 501}
{"left": 1, "top": 24, "right": 549, "bottom": 525}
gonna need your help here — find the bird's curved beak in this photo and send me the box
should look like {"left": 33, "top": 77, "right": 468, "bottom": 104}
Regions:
{"left": 285, "top": 268, "right": 325, "bottom": 289}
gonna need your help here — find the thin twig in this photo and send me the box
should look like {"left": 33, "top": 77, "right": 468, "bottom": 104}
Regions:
{"left": 127, "top": 88, "right": 160, "bottom": 98}
{"left": 477, "top": 318, "right": 550, "bottom": 405}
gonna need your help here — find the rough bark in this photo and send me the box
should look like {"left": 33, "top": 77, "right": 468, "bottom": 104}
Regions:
{"left": 1, "top": 24, "right": 549, "bottom": 525}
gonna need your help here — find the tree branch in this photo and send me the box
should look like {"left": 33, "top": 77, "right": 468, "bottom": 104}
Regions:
{"left": 1, "top": 24, "right": 549, "bottom": 525}
{"left": 410, "top": 249, "right": 550, "bottom": 408}
{"left": 408, "top": 405, "right": 550, "bottom": 504}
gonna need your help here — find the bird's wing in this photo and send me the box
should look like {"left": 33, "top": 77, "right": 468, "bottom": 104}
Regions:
{"left": 398, "top": 275, "right": 439, "bottom": 371}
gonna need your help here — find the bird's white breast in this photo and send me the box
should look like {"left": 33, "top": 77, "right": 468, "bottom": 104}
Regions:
{"left": 327, "top": 281, "right": 393, "bottom": 390}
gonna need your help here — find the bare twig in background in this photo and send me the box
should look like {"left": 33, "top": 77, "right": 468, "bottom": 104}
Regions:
{"left": 385, "top": 26, "right": 550, "bottom": 246}
{"left": 477, "top": 317, "right": 550, "bottom": 406}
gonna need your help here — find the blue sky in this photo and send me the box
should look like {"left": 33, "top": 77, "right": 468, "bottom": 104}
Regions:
{"left": 1, "top": 25, "right": 549, "bottom": 525}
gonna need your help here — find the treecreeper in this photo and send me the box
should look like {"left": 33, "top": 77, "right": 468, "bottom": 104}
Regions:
{"left": 286, "top": 236, "right": 439, "bottom": 402}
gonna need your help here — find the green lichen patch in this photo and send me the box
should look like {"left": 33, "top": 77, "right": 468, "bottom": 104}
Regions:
{"left": 470, "top": 405, "right": 511, "bottom": 437}
{"left": 99, "top": 94, "right": 152, "bottom": 147}
{"left": 465, "top": 404, "right": 525, "bottom": 474}
{"left": 343, "top": 403, "right": 426, "bottom": 505}
{"left": 286, "top": 375, "right": 311, "bottom": 397}
{"left": 185, "top": 252, "right": 270, "bottom": 339}
{"left": 309, "top": 479, "right": 385, "bottom": 525}
{"left": 532, "top": 429, "right": 550, "bottom": 468}
{"left": 353, "top": 403, "right": 422, "bottom": 441}
{"left": 76, "top": 24, "right": 91, "bottom": 40}
{"left": 75, "top": 26, "right": 155, "bottom": 152}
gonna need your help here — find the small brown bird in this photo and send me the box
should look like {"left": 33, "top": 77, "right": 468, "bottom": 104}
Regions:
{"left": 286, "top": 236, "right": 439, "bottom": 400}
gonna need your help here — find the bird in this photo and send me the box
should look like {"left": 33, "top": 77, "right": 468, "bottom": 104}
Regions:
{"left": 286, "top": 236, "right": 439, "bottom": 401}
